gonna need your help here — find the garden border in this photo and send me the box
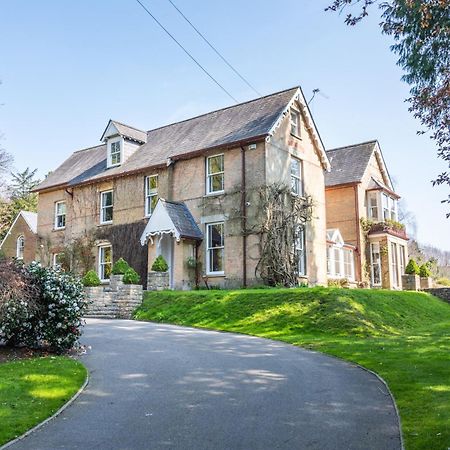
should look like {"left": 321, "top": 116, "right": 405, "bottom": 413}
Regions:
{"left": 0, "top": 367, "right": 89, "bottom": 449}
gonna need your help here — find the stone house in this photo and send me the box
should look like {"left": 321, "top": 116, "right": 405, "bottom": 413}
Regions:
{"left": 33, "top": 87, "right": 331, "bottom": 289}
{"left": 0, "top": 211, "right": 38, "bottom": 264}
{"left": 325, "top": 141, "right": 408, "bottom": 289}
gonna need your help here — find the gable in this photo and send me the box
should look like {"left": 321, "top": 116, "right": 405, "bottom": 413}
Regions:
{"left": 101, "top": 122, "right": 120, "bottom": 141}
{"left": 0, "top": 212, "right": 37, "bottom": 252}
{"left": 266, "top": 88, "right": 330, "bottom": 171}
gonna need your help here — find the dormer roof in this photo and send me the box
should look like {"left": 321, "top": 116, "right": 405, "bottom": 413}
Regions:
{"left": 100, "top": 120, "right": 147, "bottom": 144}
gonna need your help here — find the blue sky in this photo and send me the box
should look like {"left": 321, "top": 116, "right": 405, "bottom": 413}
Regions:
{"left": 0, "top": 0, "right": 448, "bottom": 248}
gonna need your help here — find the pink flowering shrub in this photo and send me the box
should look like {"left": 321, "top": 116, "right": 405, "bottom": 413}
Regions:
{"left": 0, "top": 261, "right": 87, "bottom": 352}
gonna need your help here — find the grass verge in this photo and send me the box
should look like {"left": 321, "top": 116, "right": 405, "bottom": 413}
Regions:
{"left": 135, "top": 287, "right": 450, "bottom": 450}
{"left": 0, "top": 356, "right": 87, "bottom": 446}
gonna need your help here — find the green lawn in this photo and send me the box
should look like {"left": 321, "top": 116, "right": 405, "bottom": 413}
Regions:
{"left": 135, "top": 288, "right": 450, "bottom": 450}
{"left": 0, "top": 357, "right": 87, "bottom": 446}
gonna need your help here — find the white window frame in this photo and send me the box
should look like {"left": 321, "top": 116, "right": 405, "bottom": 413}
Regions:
{"left": 206, "top": 154, "right": 224, "bottom": 195}
{"left": 391, "top": 242, "right": 399, "bottom": 288}
{"left": 399, "top": 245, "right": 406, "bottom": 276}
{"left": 367, "top": 192, "right": 379, "bottom": 221}
{"left": 16, "top": 235, "right": 25, "bottom": 259}
{"left": 343, "top": 248, "right": 355, "bottom": 281}
{"left": 294, "top": 225, "right": 307, "bottom": 276}
{"left": 291, "top": 157, "right": 303, "bottom": 196}
{"left": 100, "top": 190, "right": 114, "bottom": 224}
{"left": 206, "top": 222, "right": 225, "bottom": 275}
{"left": 53, "top": 253, "right": 64, "bottom": 267}
{"left": 145, "top": 175, "right": 159, "bottom": 217}
{"left": 370, "top": 242, "right": 382, "bottom": 286}
{"left": 290, "top": 108, "right": 300, "bottom": 137}
{"left": 98, "top": 244, "right": 112, "bottom": 282}
{"left": 54, "top": 201, "right": 66, "bottom": 230}
{"left": 108, "top": 138, "right": 122, "bottom": 167}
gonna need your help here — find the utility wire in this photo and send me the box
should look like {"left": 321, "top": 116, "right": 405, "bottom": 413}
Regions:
{"left": 134, "top": 0, "right": 239, "bottom": 103}
{"left": 166, "top": 0, "right": 261, "bottom": 97}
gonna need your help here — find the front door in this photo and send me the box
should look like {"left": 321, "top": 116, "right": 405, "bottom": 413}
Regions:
{"left": 158, "top": 234, "right": 174, "bottom": 288}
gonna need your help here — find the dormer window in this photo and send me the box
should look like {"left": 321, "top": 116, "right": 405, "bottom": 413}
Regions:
{"left": 108, "top": 139, "right": 122, "bottom": 167}
{"left": 111, "top": 141, "right": 121, "bottom": 165}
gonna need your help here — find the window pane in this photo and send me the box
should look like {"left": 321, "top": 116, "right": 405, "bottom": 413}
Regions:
{"left": 210, "top": 248, "right": 224, "bottom": 272}
{"left": 208, "top": 155, "right": 224, "bottom": 174}
{"left": 209, "top": 223, "right": 224, "bottom": 248}
{"left": 291, "top": 159, "right": 300, "bottom": 177}
{"left": 148, "top": 176, "right": 158, "bottom": 191}
{"left": 57, "top": 202, "right": 66, "bottom": 214}
{"left": 210, "top": 174, "right": 224, "bottom": 192}
{"left": 150, "top": 195, "right": 158, "bottom": 212}
{"left": 103, "top": 206, "right": 113, "bottom": 222}
{"left": 103, "top": 192, "right": 113, "bottom": 207}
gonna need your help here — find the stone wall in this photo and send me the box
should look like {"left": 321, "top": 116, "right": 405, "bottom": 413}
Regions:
{"left": 402, "top": 274, "right": 420, "bottom": 291}
{"left": 424, "top": 288, "right": 450, "bottom": 303}
{"left": 147, "top": 271, "right": 169, "bottom": 291}
{"left": 84, "top": 275, "right": 143, "bottom": 319}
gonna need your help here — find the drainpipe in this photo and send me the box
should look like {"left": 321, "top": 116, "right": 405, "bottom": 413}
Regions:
{"left": 354, "top": 184, "right": 362, "bottom": 282}
{"left": 241, "top": 146, "right": 248, "bottom": 288}
{"left": 167, "top": 157, "right": 174, "bottom": 201}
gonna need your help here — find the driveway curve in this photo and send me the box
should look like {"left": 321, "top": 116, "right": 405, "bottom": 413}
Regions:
{"left": 10, "top": 319, "right": 401, "bottom": 450}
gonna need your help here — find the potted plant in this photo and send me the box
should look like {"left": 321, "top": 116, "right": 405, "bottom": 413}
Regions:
{"left": 110, "top": 257, "right": 131, "bottom": 290}
{"left": 402, "top": 258, "right": 420, "bottom": 291}
{"left": 419, "top": 264, "right": 433, "bottom": 289}
{"left": 148, "top": 255, "right": 170, "bottom": 291}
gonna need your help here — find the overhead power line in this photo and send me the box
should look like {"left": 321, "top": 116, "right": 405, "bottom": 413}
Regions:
{"left": 166, "top": 0, "right": 261, "bottom": 97}
{"left": 134, "top": 0, "right": 239, "bottom": 103}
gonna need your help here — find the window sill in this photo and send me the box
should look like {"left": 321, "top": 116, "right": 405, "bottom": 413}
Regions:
{"left": 204, "top": 191, "right": 224, "bottom": 198}
{"left": 53, "top": 227, "right": 66, "bottom": 232}
{"left": 205, "top": 273, "right": 225, "bottom": 278}
{"left": 98, "top": 221, "right": 113, "bottom": 226}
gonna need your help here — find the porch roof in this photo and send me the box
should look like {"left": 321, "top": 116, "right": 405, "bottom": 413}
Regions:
{"left": 140, "top": 199, "right": 203, "bottom": 245}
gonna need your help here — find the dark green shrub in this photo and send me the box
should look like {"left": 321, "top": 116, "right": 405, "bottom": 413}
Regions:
{"left": 112, "top": 257, "right": 130, "bottom": 275}
{"left": 123, "top": 268, "right": 141, "bottom": 285}
{"left": 82, "top": 270, "right": 101, "bottom": 287}
{"left": 151, "top": 255, "right": 169, "bottom": 272}
{"left": 419, "top": 264, "right": 431, "bottom": 278}
{"left": 405, "top": 258, "right": 420, "bottom": 275}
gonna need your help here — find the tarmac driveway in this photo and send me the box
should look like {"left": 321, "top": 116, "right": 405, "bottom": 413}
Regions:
{"left": 10, "top": 319, "right": 401, "bottom": 449}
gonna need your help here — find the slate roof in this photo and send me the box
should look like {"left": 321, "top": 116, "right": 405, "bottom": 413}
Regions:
{"left": 103, "top": 120, "right": 147, "bottom": 143}
{"left": 35, "top": 87, "right": 302, "bottom": 192}
{"left": 21, "top": 211, "right": 38, "bottom": 234}
{"left": 325, "top": 141, "right": 378, "bottom": 187}
{"left": 163, "top": 200, "right": 203, "bottom": 240}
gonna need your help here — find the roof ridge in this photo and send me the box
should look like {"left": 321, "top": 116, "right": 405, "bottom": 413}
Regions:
{"left": 111, "top": 120, "right": 146, "bottom": 133}
{"left": 72, "top": 144, "right": 105, "bottom": 155}
{"left": 326, "top": 140, "right": 378, "bottom": 153}
{"left": 146, "top": 86, "right": 299, "bottom": 134}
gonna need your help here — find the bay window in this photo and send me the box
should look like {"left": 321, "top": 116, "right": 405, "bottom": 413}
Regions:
{"left": 367, "top": 191, "right": 398, "bottom": 222}
{"left": 370, "top": 242, "right": 382, "bottom": 286}
{"left": 327, "top": 244, "right": 355, "bottom": 281}
{"left": 206, "top": 222, "right": 224, "bottom": 275}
